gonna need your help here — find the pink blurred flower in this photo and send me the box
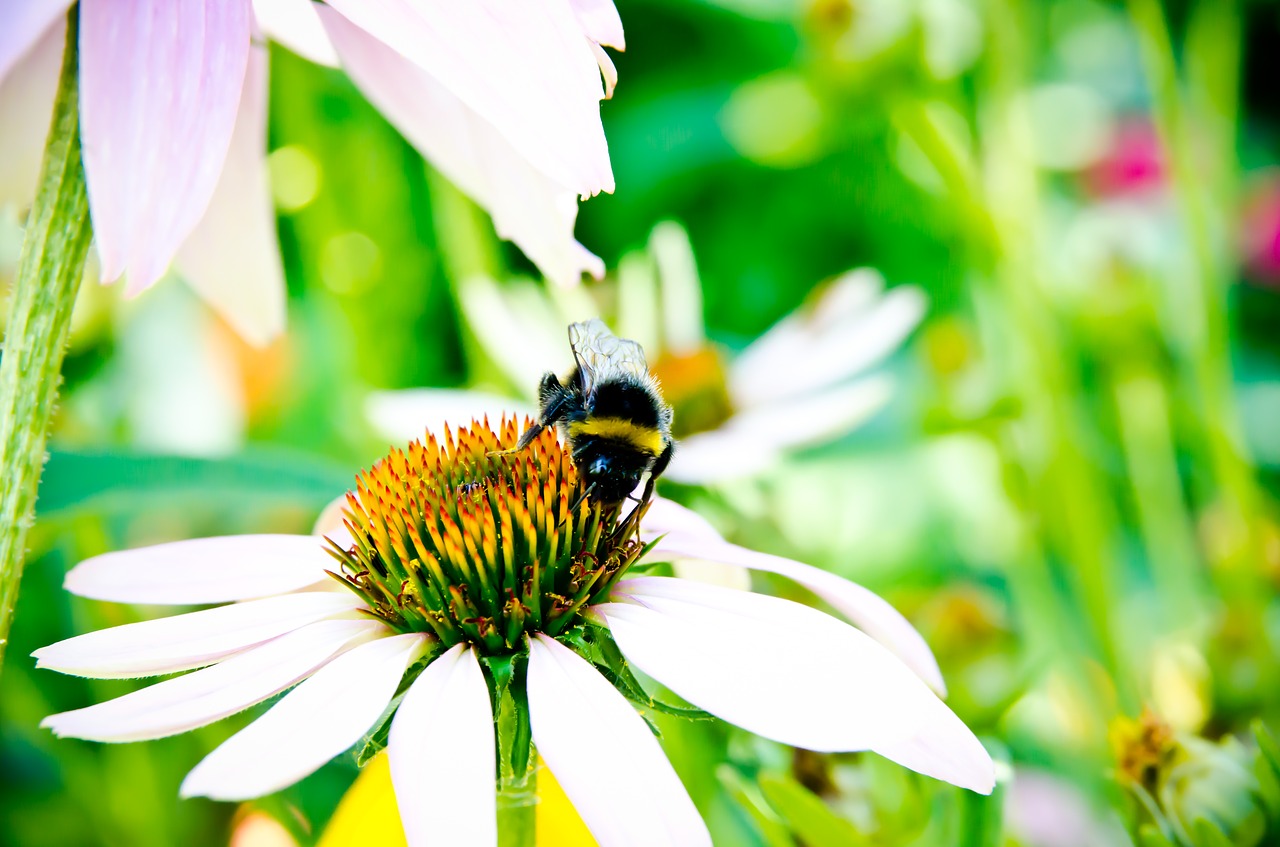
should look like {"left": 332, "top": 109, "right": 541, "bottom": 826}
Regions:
{"left": 0, "top": 0, "right": 621, "bottom": 344}
{"left": 1242, "top": 171, "right": 1280, "bottom": 284}
{"left": 1083, "top": 118, "right": 1166, "bottom": 198}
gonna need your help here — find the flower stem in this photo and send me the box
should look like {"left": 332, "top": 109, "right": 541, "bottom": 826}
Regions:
{"left": 496, "top": 760, "right": 538, "bottom": 847}
{"left": 0, "top": 9, "right": 92, "bottom": 672}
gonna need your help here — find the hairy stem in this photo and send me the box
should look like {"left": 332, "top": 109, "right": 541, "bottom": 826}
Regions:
{"left": 0, "top": 8, "right": 92, "bottom": 671}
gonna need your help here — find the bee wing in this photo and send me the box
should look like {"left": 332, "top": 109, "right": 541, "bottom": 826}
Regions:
{"left": 568, "top": 319, "right": 651, "bottom": 395}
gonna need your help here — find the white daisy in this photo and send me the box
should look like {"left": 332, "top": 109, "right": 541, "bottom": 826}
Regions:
{"left": 36, "top": 418, "right": 992, "bottom": 846}
{"left": 366, "top": 223, "right": 927, "bottom": 485}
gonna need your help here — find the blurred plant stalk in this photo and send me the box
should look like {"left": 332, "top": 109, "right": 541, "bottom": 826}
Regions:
{"left": 898, "top": 0, "right": 1262, "bottom": 747}
{"left": 0, "top": 8, "right": 91, "bottom": 673}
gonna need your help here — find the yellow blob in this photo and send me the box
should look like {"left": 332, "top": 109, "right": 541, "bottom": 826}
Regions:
{"left": 317, "top": 753, "right": 597, "bottom": 847}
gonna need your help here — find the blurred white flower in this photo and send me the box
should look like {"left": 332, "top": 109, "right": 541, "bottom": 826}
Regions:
{"left": 367, "top": 222, "right": 927, "bottom": 486}
{"left": 0, "top": 0, "right": 621, "bottom": 344}
{"left": 35, "top": 421, "right": 991, "bottom": 847}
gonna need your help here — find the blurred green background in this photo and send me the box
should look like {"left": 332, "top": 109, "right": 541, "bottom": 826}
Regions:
{"left": 4, "top": 0, "right": 1280, "bottom": 845}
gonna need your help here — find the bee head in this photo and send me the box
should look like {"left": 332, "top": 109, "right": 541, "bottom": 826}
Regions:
{"left": 575, "top": 442, "right": 651, "bottom": 505}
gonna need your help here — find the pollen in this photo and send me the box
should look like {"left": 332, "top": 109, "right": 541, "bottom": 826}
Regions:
{"left": 325, "top": 417, "right": 648, "bottom": 654}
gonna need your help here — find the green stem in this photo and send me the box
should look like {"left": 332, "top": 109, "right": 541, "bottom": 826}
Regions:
{"left": 0, "top": 8, "right": 91, "bottom": 672}
{"left": 496, "top": 760, "right": 538, "bottom": 847}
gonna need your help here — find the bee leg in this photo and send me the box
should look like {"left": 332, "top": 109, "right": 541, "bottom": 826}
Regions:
{"left": 501, "top": 373, "right": 573, "bottom": 454}
{"left": 640, "top": 440, "right": 676, "bottom": 504}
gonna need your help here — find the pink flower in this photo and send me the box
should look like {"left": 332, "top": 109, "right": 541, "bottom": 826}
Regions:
{"left": 1083, "top": 118, "right": 1166, "bottom": 198}
{"left": 0, "top": 0, "right": 621, "bottom": 344}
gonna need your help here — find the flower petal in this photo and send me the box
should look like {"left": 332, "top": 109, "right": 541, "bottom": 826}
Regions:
{"left": 0, "top": 13, "right": 62, "bottom": 208}
{"left": 527, "top": 634, "right": 709, "bottom": 847}
{"left": 323, "top": 0, "right": 612, "bottom": 197}
{"left": 318, "top": 8, "right": 603, "bottom": 287}
{"left": 569, "top": 0, "right": 624, "bottom": 49}
{"left": 642, "top": 501, "right": 947, "bottom": 696}
{"left": 175, "top": 43, "right": 285, "bottom": 346}
{"left": 0, "top": 0, "right": 70, "bottom": 84}
{"left": 252, "top": 0, "right": 339, "bottom": 67}
{"left": 181, "top": 632, "right": 428, "bottom": 801}
{"left": 42, "top": 619, "right": 382, "bottom": 742}
{"left": 389, "top": 645, "right": 496, "bottom": 847}
{"left": 722, "top": 376, "right": 894, "bottom": 451}
{"left": 365, "top": 388, "right": 534, "bottom": 449}
{"left": 597, "top": 576, "right": 989, "bottom": 792}
{"left": 80, "top": 0, "right": 252, "bottom": 290}
{"left": 32, "top": 591, "right": 364, "bottom": 678}
{"left": 661, "top": 429, "right": 780, "bottom": 485}
{"left": 65, "top": 535, "right": 340, "bottom": 605}
{"left": 729, "top": 271, "right": 926, "bottom": 408}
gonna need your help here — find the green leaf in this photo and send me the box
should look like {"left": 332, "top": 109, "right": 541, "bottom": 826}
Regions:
{"left": 36, "top": 448, "right": 352, "bottom": 519}
{"left": 1137, "top": 822, "right": 1178, "bottom": 847}
{"left": 719, "top": 767, "right": 796, "bottom": 847}
{"left": 758, "top": 774, "right": 866, "bottom": 847}
{"left": 1253, "top": 721, "right": 1280, "bottom": 781}
{"left": 1190, "top": 819, "right": 1236, "bottom": 847}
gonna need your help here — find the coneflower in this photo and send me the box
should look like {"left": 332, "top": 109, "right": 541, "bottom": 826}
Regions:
{"left": 35, "top": 418, "right": 993, "bottom": 846}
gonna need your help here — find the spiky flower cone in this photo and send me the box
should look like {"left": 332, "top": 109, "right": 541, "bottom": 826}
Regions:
{"left": 329, "top": 418, "right": 648, "bottom": 652}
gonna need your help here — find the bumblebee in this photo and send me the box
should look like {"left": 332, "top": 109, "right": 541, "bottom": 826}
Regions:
{"left": 515, "top": 319, "right": 674, "bottom": 505}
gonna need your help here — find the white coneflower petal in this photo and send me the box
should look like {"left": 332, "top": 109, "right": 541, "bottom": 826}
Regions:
{"left": 875, "top": 722, "right": 996, "bottom": 795}
{"left": 324, "top": 0, "right": 612, "bottom": 197}
{"left": 251, "top": 0, "right": 339, "bottom": 67}
{"left": 723, "top": 376, "right": 894, "bottom": 452}
{"left": 598, "top": 577, "right": 940, "bottom": 752}
{"left": 64, "top": 535, "right": 337, "bottom": 605}
{"left": 527, "top": 634, "right": 711, "bottom": 847}
{"left": 174, "top": 44, "right": 286, "bottom": 347}
{"left": 0, "top": 0, "right": 69, "bottom": 84}
{"left": 730, "top": 276, "right": 926, "bottom": 408}
{"left": 181, "top": 633, "right": 428, "bottom": 801}
{"left": 32, "top": 592, "right": 364, "bottom": 679}
{"left": 80, "top": 0, "right": 253, "bottom": 292}
{"left": 643, "top": 499, "right": 948, "bottom": 696}
{"left": 41, "top": 619, "right": 382, "bottom": 742}
{"left": 569, "top": 0, "right": 624, "bottom": 49}
{"left": 365, "top": 390, "right": 534, "bottom": 449}
{"left": 318, "top": 8, "right": 605, "bottom": 289}
{"left": 389, "top": 644, "right": 496, "bottom": 847}
{"left": 663, "top": 429, "right": 780, "bottom": 484}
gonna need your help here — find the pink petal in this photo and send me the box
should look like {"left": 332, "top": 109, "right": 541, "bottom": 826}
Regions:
{"left": 598, "top": 577, "right": 992, "bottom": 792}
{"left": 32, "top": 591, "right": 365, "bottom": 679}
{"left": 318, "top": 8, "right": 603, "bottom": 287}
{"left": 323, "top": 0, "right": 613, "bottom": 197}
{"left": 180, "top": 632, "right": 428, "bottom": 801}
{"left": 175, "top": 43, "right": 285, "bottom": 346}
{"left": 252, "top": 0, "right": 338, "bottom": 67}
{"left": 569, "top": 0, "right": 625, "bottom": 49}
{"left": 0, "top": 14, "right": 62, "bottom": 207}
{"left": 41, "top": 619, "right": 382, "bottom": 742}
{"left": 0, "top": 0, "right": 70, "bottom": 84}
{"left": 79, "top": 0, "right": 252, "bottom": 290}
{"left": 65, "top": 535, "right": 339, "bottom": 605}
{"left": 642, "top": 500, "right": 947, "bottom": 696}
{"left": 527, "top": 634, "right": 710, "bottom": 847}
{"left": 389, "top": 645, "right": 496, "bottom": 847}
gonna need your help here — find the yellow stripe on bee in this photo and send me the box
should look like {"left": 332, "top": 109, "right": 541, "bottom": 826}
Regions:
{"left": 567, "top": 417, "right": 663, "bottom": 455}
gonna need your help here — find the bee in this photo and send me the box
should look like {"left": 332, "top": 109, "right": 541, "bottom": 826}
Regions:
{"left": 515, "top": 318, "right": 674, "bottom": 505}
